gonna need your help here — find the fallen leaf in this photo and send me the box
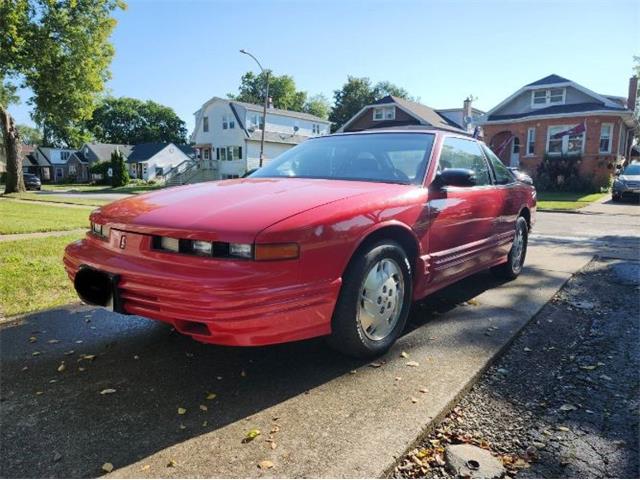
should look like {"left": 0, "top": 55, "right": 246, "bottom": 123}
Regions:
{"left": 199, "top": 404, "right": 208, "bottom": 412}
{"left": 81, "top": 354, "right": 96, "bottom": 361}
{"left": 257, "top": 460, "right": 274, "bottom": 469}
{"left": 32, "top": 351, "right": 41, "bottom": 357}
{"left": 100, "top": 388, "right": 116, "bottom": 395}
{"left": 406, "top": 361, "right": 420, "bottom": 367}
{"left": 64, "top": 350, "right": 75, "bottom": 356}
{"left": 419, "top": 387, "right": 428, "bottom": 393}
{"left": 166, "top": 460, "right": 177, "bottom": 468}
{"left": 21, "top": 366, "right": 28, "bottom": 371}
{"left": 133, "top": 355, "right": 139, "bottom": 360}
{"left": 369, "top": 362, "right": 382, "bottom": 368}
{"left": 78, "top": 367, "right": 86, "bottom": 372}
{"left": 270, "top": 425, "right": 280, "bottom": 434}
{"left": 467, "top": 299, "right": 479, "bottom": 306}
{"left": 523, "top": 347, "right": 532, "bottom": 352}
{"left": 102, "top": 462, "right": 114, "bottom": 473}
{"left": 395, "top": 376, "right": 402, "bottom": 381}
{"left": 400, "top": 351, "right": 409, "bottom": 358}
{"left": 411, "top": 397, "right": 418, "bottom": 403}
{"left": 141, "top": 465, "right": 150, "bottom": 471}
{"left": 57, "top": 362, "right": 66, "bottom": 373}
{"left": 48, "top": 339, "right": 60, "bottom": 344}
{"left": 349, "top": 370, "right": 357, "bottom": 374}
{"left": 216, "top": 376, "right": 223, "bottom": 380}
{"left": 270, "top": 441, "right": 277, "bottom": 450}
{"left": 75, "top": 340, "right": 83, "bottom": 344}
{"left": 206, "top": 392, "right": 217, "bottom": 400}
{"left": 557, "top": 426, "right": 570, "bottom": 432}
{"left": 242, "top": 429, "right": 261, "bottom": 443}
{"left": 202, "top": 420, "right": 208, "bottom": 427}
{"left": 177, "top": 407, "right": 187, "bottom": 415}
{"left": 53, "top": 452, "right": 62, "bottom": 462}
{"left": 559, "top": 404, "right": 577, "bottom": 412}
{"left": 35, "top": 391, "right": 44, "bottom": 395}
{"left": 580, "top": 365, "right": 597, "bottom": 371}
{"left": 240, "top": 370, "right": 246, "bottom": 377}
{"left": 600, "top": 374, "right": 612, "bottom": 381}
{"left": 29, "top": 336, "right": 37, "bottom": 343}
{"left": 179, "top": 424, "right": 186, "bottom": 430}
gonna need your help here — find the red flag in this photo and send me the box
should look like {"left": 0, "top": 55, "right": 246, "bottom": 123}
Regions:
{"left": 551, "top": 121, "right": 586, "bottom": 139}
{"left": 495, "top": 134, "right": 515, "bottom": 156}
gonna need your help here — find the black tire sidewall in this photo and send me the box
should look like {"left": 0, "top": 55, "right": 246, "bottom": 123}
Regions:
{"left": 330, "top": 241, "right": 413, "bottom": 357}
{"left": 509, "top": 217, "right": 528, "bottom": 276}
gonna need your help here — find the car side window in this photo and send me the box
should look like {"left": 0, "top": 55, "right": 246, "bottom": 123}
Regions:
{"left": 438, "top": 137, "right": 491, "bottom": 186}
{"left": 481, "top": 144, "right": 515, "bottom": 185}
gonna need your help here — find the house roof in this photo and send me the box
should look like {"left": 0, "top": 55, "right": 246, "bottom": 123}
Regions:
{"left": 340, "top": 95, "right": 466, "bottom": 133}
{"left": 176, "top": 144, "right": 197, "bottom": 158}
{"left": 83, "top": 143, "right": 133, "bottom": 160}
{"left": 488, "top": 102, "right": 628, "bottom": 121}
{"left": 526, "top": 74, "right": 571, "bottom": 87}
{"left": 231, "top": 99, "right": 330, "bottom": 123}
{"left": 247, "top": 131, "right": 313, "bottom": 145}
{"left": 126, "top": 143, "right": 170, "bottom": 163}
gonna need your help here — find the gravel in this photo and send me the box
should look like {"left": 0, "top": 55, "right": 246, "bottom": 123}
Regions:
{"left": 392, "top": 258, "right": 640, "bottom": 478}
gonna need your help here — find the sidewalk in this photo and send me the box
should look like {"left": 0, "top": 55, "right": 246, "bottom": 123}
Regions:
{"left": 578, "top": 195, "right": 639, "bottom": 216}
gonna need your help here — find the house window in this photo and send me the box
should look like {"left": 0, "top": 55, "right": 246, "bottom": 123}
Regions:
{"left": 250, "top": 113, "right": 264, "bottom": 129}
{"left": 56, "top": 167, "right": 63, "bottom": 178}
{"left": 312, "top": 123, "right": 321, "bottom": 134}
{"left": 547, "top": 125, "right": 585, "bottom": 155}
{"left": 599, "top": 123, "right": 613, "bottom": 153}
{"left": 203, "top": 116, "right": 209, "bottom": 132}
{"left": 68, "top": 164, "right": 76, "bottom": 174}
{"left": 531, "top": 88, "right": 566, "bottom": 107}
{"left": 373, "top": 106, "right": 395, "bottom": 121}
{"left": 60, "top": 151, "right": 70, "bottom": 161}
{"left": 222, "top": 115, "right": 235, "bottom": 130}
{"left": 203, "top": 149, "right": 210, "bottom": 160}
{"left": 217, "top": 146, "right": 242, "bottom": 160}
{"left": 526, "top": 128, "right": 536, "bottom": 156}
{"left": 222, "top": 174, "right": 240, "bottom": 179}
{"left": 156, "top": 167, "right": 164, "bottom": 177}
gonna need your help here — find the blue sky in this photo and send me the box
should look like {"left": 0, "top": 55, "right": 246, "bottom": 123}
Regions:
{"left": 9, "top": 0, "right": 640, "bottom": 135}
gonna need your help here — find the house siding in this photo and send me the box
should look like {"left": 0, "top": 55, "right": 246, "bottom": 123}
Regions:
{"left": 495, "top": 86, "right": 597, "bottom": 116}
{"left": 483, "top": 114, "right": 629, "bottom": 185}
{"left": 343, "top": 106, "right": 420, "bottom": 132}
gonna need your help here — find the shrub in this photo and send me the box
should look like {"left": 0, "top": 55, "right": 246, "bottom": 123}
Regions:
{"left": 534, "top": 154, "right": 605, "bottom": 193}
{"left": 110, "top": 150, "right": 129, "bottom": 187}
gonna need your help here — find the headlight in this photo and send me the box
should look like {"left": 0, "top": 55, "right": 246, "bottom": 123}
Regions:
{"left": 90, "top": 222, "right": 110, "bottom": 240}
{"left": 229, "top": 243, "right": 253, "bottom": 259}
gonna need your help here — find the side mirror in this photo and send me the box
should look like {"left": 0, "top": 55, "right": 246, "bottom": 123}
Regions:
{"left": 434, "top": 168, "right": 477, "bottom": 188}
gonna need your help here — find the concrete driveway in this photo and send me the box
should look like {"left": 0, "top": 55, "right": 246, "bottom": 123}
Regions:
{"left": 0, "top": 207, "right": 637, "bottom": 478}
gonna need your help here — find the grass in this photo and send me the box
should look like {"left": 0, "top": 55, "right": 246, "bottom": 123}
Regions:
{"left": 0, "top": 199, "right": 93, "bottom": 234}
{"left": 41, "top": 184, "right": 108, "bottom": 192}
{"left": 0, "top": 233, "right": 83, "bottom": 317}
{"left": 3, "top": 192, "right": 110, "bottom": 207}
{"left": 537, "top": 192, "right": 607, "bottom": 210}
{"left": 41, "top": 183, "right": 164, "bottom": 194}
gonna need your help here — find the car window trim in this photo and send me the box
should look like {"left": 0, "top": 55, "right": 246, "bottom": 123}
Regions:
{"left": 480, "top": 143, "right": 516, "bottom": 186}
{"left": 435, "top": 134, "right": 495, "bottom": 190}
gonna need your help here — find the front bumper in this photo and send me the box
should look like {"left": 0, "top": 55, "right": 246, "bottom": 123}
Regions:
{"left": 64, "top": 231, "right": 341, "bottom": 346}
{"left": 613, "top": 182, "right": 640, "bottom": 196}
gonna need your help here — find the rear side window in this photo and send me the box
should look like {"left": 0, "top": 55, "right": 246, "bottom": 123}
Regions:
{"left": 438, "top": 137, "right": 491, "bottom": 186}
{"left": 482, "top": 144, "right": 515, "bottom": 185}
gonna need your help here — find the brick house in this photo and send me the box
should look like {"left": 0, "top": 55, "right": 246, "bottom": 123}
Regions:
{"left": 481, "top": 74, "right": 638, "bottom": 187}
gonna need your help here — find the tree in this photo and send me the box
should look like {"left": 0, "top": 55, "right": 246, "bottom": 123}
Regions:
{"left": 228, "top": 70, "right": 307, "bottom": 112}
{"left": 87, "top": 97, "right": 187, "bottom": 145}
{"left": 16, "top": 124, "right": 42, "bottom": 145}
{"left": 303, "top": 94, "right": 331, "bottom": 120}
{"left": 0, "top": 0, "right": 124, "bottom": 193}
{"left": 110, "top": 149, "right": 129, "bottom": 187}
{"left": 329, "top": 76, "right": 413, "bottom": 132}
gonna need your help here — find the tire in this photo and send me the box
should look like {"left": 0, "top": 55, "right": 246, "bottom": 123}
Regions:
{"left": 491, "top": 216, "right": 528, "bottom": 280}
{"left": 328, "top": 240, "right": 413, "bottom": 358}
{"left": 611, "top": 194, "right": 620, "bottom": 202}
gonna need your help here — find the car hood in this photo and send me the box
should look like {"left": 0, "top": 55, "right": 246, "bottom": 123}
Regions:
{"left": 93, "top": 178, "right": 401, "bottom": 242}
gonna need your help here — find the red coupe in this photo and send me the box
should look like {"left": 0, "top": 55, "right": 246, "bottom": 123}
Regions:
{"left": 64, "top": 130, "right": 536, "bottom": 357}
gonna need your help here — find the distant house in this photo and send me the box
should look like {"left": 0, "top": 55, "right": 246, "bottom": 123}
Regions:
{"left": 67, "top": 143, "right": 132, "bottom": 182}
{"left": 481, "top": 74, "right": 638, "bottom": 185}
{"left": 30, "top": 147, "right": 76, "bottom": 183}
{"left": 337, "top": 95, "right": 482, "bottom": 135}
{"left": 126, "top": 142, "right": 195, "bottom": 181}
{"left": 191, "top": 97, "right": 331, "bottom": 179}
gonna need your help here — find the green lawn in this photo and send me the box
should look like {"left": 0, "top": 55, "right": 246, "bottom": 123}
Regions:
{"left": 41, "top": 183, "right": 163, "bottom": 194}
{"left": 0, "top": 233, "right": 83, "bottom": 317}
{"left": 3, "top": 192, "right": 110, "bottom": 207}
{"left": 537, "top": 192, "right": 607, "bottom": 210}
{"left": 0, "top": 199, "right": 93, "bottom": 234}
{"left": 41, "top": 184, "right": 108, "bottom": 192}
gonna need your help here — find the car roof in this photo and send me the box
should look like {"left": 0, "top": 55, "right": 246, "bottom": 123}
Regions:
{"left": 318, "top": 128, "right": 475, "bottom": 140}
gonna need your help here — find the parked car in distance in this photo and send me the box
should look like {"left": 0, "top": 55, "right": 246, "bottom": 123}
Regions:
{"left": 508, "top": 167, "right": 533, "bottom": 185}
{"left": 23, "top": 173, "right": 42, "bottom": 190}
{"left": 612, "top": 162, "right": 640, "bottom": 202}
{"left": 64, "top": 130, "right": 536, "bottom": 358}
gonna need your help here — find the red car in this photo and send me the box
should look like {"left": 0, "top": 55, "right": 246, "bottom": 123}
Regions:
{"left": 64, "top": 130, "right": 536, "bottom": 358}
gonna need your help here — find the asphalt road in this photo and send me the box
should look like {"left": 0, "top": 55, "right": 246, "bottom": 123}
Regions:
{"left": 0, "top": 202, "right": 637, "bottom": 478}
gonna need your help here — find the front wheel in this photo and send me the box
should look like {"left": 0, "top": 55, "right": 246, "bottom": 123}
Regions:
{"left": 328, "top": 240, "right": 413, "bottom": 358}
{"left": 491, "top": 216, "right": 528, "bottom": 280}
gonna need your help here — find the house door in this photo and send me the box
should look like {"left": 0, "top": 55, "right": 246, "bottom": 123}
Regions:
{"left": 136, "top": 163, "right": 143, "bottom": 179}
{"left": 510, "top": 138, "right": 520, "bottom": 167}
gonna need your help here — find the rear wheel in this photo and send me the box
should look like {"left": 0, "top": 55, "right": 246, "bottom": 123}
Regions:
{"left": 491, "top": 216, "right": 528, "bottom": 280}
{"left": 328, "top": 240, "right": 413, "bottom": 358}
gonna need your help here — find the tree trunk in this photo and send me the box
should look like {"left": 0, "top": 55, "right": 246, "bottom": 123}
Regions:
{"left": 1, "top": 106, "right": 24, "bottom": 194}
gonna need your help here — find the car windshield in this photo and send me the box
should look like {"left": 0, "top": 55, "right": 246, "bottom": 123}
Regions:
{"left": 622, "top": 164, "right": 640, "bottom": 176}
{"left": 250, "top": 133, "right": 436, "bottom": 185}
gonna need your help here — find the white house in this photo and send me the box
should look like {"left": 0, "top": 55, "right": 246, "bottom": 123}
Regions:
{"left": 126, "top": 143, "right": 195, "bottom": 181}
{"left": 190, "top": 97, "right": 331, "bottom": 179}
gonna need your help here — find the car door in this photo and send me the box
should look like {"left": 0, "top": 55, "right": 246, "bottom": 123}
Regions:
{"left": 426, "top": 136, "right": 502, "bottom": 286}
{"left": 481, "top": 143, "right": 521, "bottom": 258}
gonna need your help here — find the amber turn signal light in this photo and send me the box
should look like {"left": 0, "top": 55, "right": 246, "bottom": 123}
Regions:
{"left": 254, "top": 243, "right": 300, "bottom": 261}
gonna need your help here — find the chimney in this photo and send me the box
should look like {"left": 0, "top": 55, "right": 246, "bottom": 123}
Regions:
{"left": 462, "top": 95, "right": 473, "bottom": 131}
{"left": 267, "top": 96, "right": 273, "bottom": 109}
{"left": 628, "top": 76, "right": 638, "bottom": 111}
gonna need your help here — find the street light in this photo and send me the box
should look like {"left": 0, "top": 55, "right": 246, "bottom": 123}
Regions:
{"left": 240, "top": 49, "right": 269, "bottom": 167}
